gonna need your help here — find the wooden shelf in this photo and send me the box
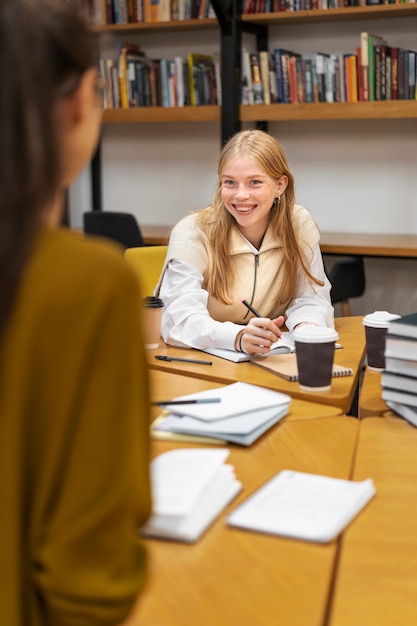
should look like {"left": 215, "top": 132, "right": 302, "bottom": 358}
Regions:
{"left": 102, "top": 101, "right": 417, "bottom": 124}
{"left": 241, "top": 101, "right": 417, "bottom": 122}
{"left": 102, "top": 105, "right": 220, "bottom": 123}
{"left": 92, "top": 17, "right": 218, "bottom": 34}
{"left": 242, "top": 4, "right": 417, "bottom": 26}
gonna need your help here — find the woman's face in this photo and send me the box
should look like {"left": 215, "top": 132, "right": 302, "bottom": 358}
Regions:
{"left": 221, "top": 154, "right": 286, "bottom": 248}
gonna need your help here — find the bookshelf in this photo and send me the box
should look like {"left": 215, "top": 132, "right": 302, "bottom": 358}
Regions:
{"left": 87, "top": 3, "right": 417, "bottom": 222}
{"left": 93, "top": 4, "right": 417, "bottom": 134}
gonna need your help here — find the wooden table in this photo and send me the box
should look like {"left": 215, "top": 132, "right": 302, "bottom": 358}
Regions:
{"left": 359, "top": 368, "right": 388, "bottom": 417}
{"left": 148, "top": 316, "right": 366, "bottom": 414}
{"left": 137, "top": 414, "right": 359, "bottom": 626}
{"left": 141, "top": 225, "right": 417, "bottom": 258}
{"left": 320, "top": 232, "right": 417, "bottom": 259}
{"left": 149, "top": 369, "right": 343, "bottom": 426}
{"left": 329, "top": 416, "right": 417, "bottom": 626}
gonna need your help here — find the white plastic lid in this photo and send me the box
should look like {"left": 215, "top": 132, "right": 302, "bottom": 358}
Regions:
{"left": 362, "top": 311, "right": 401, "bottom": 329}
{"left": 292, "top": 326, "right": 339, "bottom": 344}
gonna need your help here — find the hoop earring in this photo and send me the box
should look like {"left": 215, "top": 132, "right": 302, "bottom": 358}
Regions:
{"left": 273, "top": 195, "right": 281, "bottom": 207}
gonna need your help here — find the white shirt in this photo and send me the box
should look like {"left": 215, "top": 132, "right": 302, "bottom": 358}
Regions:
{"left": 158, "top": 242, "right": 333, "bottom": 350}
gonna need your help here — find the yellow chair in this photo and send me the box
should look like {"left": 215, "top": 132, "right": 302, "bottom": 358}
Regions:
{"left": 125, "top": 245, "right": 168, "bottom": 297}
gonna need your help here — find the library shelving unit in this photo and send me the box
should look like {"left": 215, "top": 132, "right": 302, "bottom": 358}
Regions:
{"left": 90, "top": 2, "right": 417, "bottom": 211}
{"left": 241, "top": 4, "right": 417, "bottom": 123}
{"left": 90, "top": 1, "right": 242, "bottom": 210}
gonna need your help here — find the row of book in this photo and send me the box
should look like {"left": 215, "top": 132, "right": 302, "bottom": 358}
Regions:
{"left": 100, "top": 44, "right": 220, "bottom": 108}
{"left": 243, "top": 0, "right": 416, "bottom": 13}
{"left": 79, "top": 0, "right": 215, "bottom": 25}
{"left": 381, "top": 312, "right": 417, "bottom": 426}
{"left": 242, "top": 35, "right": 417, "bottom": 105}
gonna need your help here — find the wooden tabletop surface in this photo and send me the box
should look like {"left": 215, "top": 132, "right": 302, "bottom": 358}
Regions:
{"left": 137, "top": 415, "right": 359, "bottom": 626}
{"left": 149, "top": 369, "right": 344, "bottom": 426}
{"left": 329, "top": 415, "right": 417, "bottom": 626}
{"left": 359, "top": 368, "right": 388, "bottom": 417}
{"left": 148, "top": 316, "right": 366, "bottom": 414}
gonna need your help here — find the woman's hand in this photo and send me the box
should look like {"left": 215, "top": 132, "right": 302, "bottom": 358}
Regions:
{"left": 236, "top": 316, "right": 285, "bottom": 355}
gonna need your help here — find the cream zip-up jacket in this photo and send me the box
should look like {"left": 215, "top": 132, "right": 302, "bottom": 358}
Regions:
{"left": 157, "top": 205, "right": 334, "bottom": 350}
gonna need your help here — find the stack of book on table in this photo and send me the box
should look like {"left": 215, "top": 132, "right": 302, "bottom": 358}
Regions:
{"left": 381, "top": 312, "right": 417, "bottom": 426}
{"left": 151, "top": 381, "right": 291, "bottom": 446}
{"left": 141, "top": 448, "right": 241, "bottom": 543}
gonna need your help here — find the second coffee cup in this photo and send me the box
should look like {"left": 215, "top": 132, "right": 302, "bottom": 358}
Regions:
{"left": 362, "top": 310, "right": 401, "bottom": 371}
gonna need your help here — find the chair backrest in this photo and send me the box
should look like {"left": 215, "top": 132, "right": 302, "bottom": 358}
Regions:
{"left": 83, "top": 211, "right": 145, "bottom": 249}
{"left": 328, "top": 256, "right": 366, "bottom": 316}
{"left": 125, "top": 245, "right": 168, "bottom": 297}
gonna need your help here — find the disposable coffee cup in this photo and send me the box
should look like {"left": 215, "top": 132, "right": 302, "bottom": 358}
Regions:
{"left": 293, "top": 326, "right": 339, "bottom": 392}
{"left": 362, "top": 311, "right": 401, "bottom": 371}
{"left": 142, "top": 296, "right": 164, "bottom": 349}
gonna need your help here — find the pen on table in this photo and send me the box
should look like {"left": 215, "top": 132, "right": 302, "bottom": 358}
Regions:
{"left": 151, "top": 398, "right": 221, "bottom": 406}
{"left": 154, "top": 355, "right": 213, "bottom": 365}
{"left": 241, "top": 298, "right": 263, "bottom": 318}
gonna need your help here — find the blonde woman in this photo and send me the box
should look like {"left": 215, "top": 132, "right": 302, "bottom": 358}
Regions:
{"left": 158, "top": 129, "right": 334, "bottom": 355}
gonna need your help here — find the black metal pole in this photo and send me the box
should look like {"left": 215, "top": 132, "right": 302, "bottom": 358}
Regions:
{"left": 90, "top": 139, "right": 102, "bottom": 212}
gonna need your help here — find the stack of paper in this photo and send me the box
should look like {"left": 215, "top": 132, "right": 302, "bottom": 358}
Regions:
{"left": 227, "top": 470, "right": 376, "bottom": 543}
{"left": 140, "top": 448, "right": 241, "bottom": 543}
{"left": 153, "top": 382, "right": 291, "bottom": 446}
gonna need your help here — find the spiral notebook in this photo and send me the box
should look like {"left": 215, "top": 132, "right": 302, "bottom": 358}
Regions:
{"left": 251, "top": 352, "right": 353, "bottom": 382}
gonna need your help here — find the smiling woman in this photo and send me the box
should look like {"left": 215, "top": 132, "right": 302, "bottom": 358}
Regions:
{"left": 155, "top": 129, "right": 335, "bottom": 356}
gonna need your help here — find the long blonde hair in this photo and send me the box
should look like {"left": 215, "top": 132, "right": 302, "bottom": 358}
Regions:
{"left": 197, "top": 130, "right": 323, "bottom": 307}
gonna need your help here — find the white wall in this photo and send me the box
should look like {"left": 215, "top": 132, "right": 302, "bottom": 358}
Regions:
{"left": 69, "top": 13, "right": 417, "bottom": 317}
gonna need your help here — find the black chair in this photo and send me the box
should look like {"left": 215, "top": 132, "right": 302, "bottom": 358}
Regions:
{"left": 83, "top": 211, "right": 145, "bottom": 249}
{"left": 327, "top": 256, "right": 366, "bottom": 317}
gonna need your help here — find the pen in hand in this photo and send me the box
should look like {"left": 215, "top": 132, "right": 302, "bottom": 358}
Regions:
{"left": 241, "top": 298, "right": 263, "bottom": 318}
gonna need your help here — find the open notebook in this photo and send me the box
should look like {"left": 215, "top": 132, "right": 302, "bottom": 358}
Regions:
{"left": 201, "top": 332, "right": 296, "bottom": 363}
{"left": 200, "top": 333, "right": 342, "bottom": 363}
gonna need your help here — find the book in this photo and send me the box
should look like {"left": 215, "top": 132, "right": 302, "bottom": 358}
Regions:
{"left": 241, "top": 49, "right": 253, "bottom": 105}
{"left": 140, "top": 448, "right": 242, "bottom": 543}
{"left": 153, "top": 404, "right": 290, "bottom": 446}
{"left": 381, "top": 371, "right": 417, "bottom": 395}
{"left": 187, "top": 53, "right": 215, "bottom": 106}
{"left": 386, "top": 400, "right": 417, "bottom": 427}
{"left": 385, "top": 356, "right": 417, "bottom": 378}
{"left": 201, "top": 331, "right": 296, "bottom": 363}
{"left": 382, "top": 387, "right": 417, "bottom": 408}
{"left": 368, "top": 34, "right": 386, "bottom": 101}
{"left": 388, "top": 312, "right": 417, "bottom": 340}
{"left": 250, "top": 352, "right": 353, "bottom": 382}
{"left": 227, "top": 469, "right": 376, "bottom": 543}
{"left": 360, "top": 32, "right": 383, "bottom": 102}
{"left": 384, "top": 335, "right": 417, "bottom": 362}
{"left": 150, "top": 412, "right": 226, "bottom": 444}
{"left": 160, "top": 381, "right": 292, "bottom": 421}
{"left": 259, "top": 50, "right": 271, "bottom": 105}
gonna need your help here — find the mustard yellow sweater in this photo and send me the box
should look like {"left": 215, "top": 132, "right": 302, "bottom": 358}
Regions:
{"left": 0, "top": 228, "right": 151, "bottom": 625}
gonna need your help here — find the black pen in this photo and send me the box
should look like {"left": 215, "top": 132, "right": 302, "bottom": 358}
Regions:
{"left": 241, "top": 298, "right": 263, "bottom": 318}
{"left": 155, "top": 355, "right": 213, "bottom": 365}
{"left": 151, "top": 398, "right": 221, "bottom": 406}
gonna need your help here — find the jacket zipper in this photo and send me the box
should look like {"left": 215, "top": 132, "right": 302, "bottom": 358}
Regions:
{"left": 243, "top": 254, "right": 260, "bottom": 320}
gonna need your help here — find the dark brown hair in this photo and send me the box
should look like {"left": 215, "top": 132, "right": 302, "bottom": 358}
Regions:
{"left": 0, "top": 0, "right": 97, "bottom": 339}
